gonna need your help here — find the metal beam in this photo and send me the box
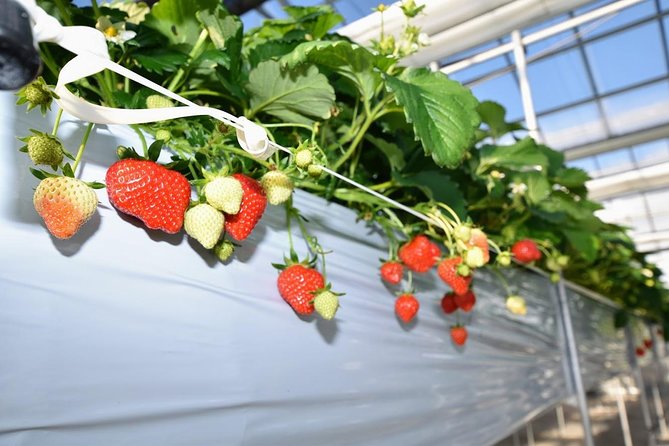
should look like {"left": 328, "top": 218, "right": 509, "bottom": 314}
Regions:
{"left": 511, "top": 30, "right": 541, "bottom": 142}
{"left": 587, "top": 161, "right": 669, "bottom": 201}
{"left": 564, "top": 123, "right": 669, "bottom": 160}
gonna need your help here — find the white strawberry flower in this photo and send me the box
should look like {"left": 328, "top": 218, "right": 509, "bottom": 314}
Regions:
{"left": 509, "top": 181, "right": 528, "bottom": 196}
{"left": 96, "top": 16, "right": 136, "bottom": 44}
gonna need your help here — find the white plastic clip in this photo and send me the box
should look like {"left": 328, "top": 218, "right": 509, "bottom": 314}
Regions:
{"left": 236, "top": 117, "right": 275, "bottom": 160}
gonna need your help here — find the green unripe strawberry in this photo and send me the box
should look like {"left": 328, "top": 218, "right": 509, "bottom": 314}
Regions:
{"left": 184, "top": 203, "right": 224, "bottom": 249}
{"left": 456, "top": 262, "right": 471, "bottom": 277}
{"left": 546, "top": 257, "right": 561, "bottom": 272}
{"left": 454, "top": 225, "right": 472, "bottom": 243}
{"left": 464, "top": 247, "right": 485, "bottom": 268}
{"left": 261, "top": 170, "right": 293, "bottom": 206}
{"left": 557, "top": 255, "right": 569, "bottom": 267}
{"left": 314, "top": 290, "right": 339, "bottom": 320}
{"left": 307, "top": 164, "right": 322, "bottom": 178}
{"left": 497, "top": 251, "right": 511, "bottom": 267}
{"left": 550, "top": 272, "right": 560, "bottom": 283}
{"left": 146, "top": 95, "right": 174, "bottom": 109}
{"left": 155, "top": 129, "right": 171, "bottom": 141}
{"left": 214, "top": 239, "right": 235, "bottom": 262}
{"left": 295, "top": 149, "right": 313, "bottom": 168}
{"left": 17, "top": 77, "right": 54, "bottom": 114}
{"left": 204, "top": 176, "right": 243, "bottom": 214}
{"left": 22, "top": 132, "right": 64, "bottom": 167}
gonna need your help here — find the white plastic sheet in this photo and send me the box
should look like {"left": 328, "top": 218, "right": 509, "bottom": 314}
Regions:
{"left": 0, "top": 91, "right": 627, "bottom": 445}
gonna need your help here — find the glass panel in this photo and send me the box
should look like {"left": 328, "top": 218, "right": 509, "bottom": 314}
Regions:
{"left": 575, "top": 0, "right": 615, "bottom": 15}
{"left": 602, "top": 80, "right": 669, "bottom": 135}
{"left": 584, "top": 22, "right": 666, "bottom": 94}
{"left": 597, "top": 193, "right": 651, "bottom": 231}
{"left": 595, "top": 148, "right": 634, "bottom": 177}
{"left": 538, "top": 102, "right": 607, "bottom": 150}
{"left": 645, "top": 189, "right": 669, "bottom": 231}
{"left": 240, "top": 10, "right": 265, "bottom": 30}
{"left": 577, "top": 2, "right": 656, "bottom": 39}
{"left": 632, "top": 139, "right": 669, "bottom": 168}
{"left": 441, "top": 41, "right": 499, "bottom": 65}
{"left": 663, "top": 0, "right": 669, "bottom": 12}
{"left": 527, "top": 49, "right": 594, "bottom": 113}
{"left": 448, "top": 56, "right": 510, "bottom": 85}
{"left": 524, "top": 14, "right": 574, "bottom": 57}
{"left": 567, "top": 156, "right": 599, "bottom": 177}
{"left": 469, "top": 72, "right": 524, "bottom": 122}
{"left": 261, "top": 0, "right": 287, "bottom": 18}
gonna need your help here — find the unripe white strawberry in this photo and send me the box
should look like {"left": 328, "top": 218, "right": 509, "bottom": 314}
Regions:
{"left": 204, "top": 176, "right": 243, "bottom": 214}
{"left": 155, "top": 129, "right": 171, "bottom": 141}
{"left": 146, "top": 95, "right": 174, "bottom": 108}
{"left": 33, "top": 176, "right": 97, "bottom": 239}
{"left": 184, "top": 203, "right": 224, "bottom": 249}
{"left": 295, "top": 149, "right": 313, "bottom": 168}
{"left": 454, "top": 225, "right": 472, "bottom": 243}
{"left": 314, "top": 290, "right": 339, "bottom": 320}
{"left": 214, "top": 239, "right": 235, "bottom": 262}
{"left": 506, "top": 295, "right": 527, "bottom": 316}
{"left": 261, "top": 170, "right": 293, "bottom": 205}
{"left": 307, "top": 164, "right": 322, "bottom": 178}
{"left": 464, "top": 247, "right": 485, "bottom": 268}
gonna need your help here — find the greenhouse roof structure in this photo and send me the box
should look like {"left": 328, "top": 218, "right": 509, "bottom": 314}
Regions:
{"left": 241, "top": 0, "right": 669, "bottom": 282}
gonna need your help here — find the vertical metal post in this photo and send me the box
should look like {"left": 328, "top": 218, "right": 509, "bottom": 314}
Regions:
{"left": 625, "top": 325, "right": 654, "bottom": 436}
{"left": 556, "top": 405, "right": 567, "bottom": 437}
{"left": 526, "top": 422, "right": 535, "bottom": 446}
{"left": 556, "top": 277, "right": 595, "bottom": 446}
{"left": 510, "top": 29, "right": 542, "bottom": 143}
{"left": 649, "top": 326, "right": 669, "bottom": 439}
{"left": 616, "top": 377, "right": 634, "bottom": 446}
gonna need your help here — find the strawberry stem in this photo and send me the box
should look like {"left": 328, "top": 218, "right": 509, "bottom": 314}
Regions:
{"left": 72, "top": 123, "right": 94, "bottom": 175}
{"left": 131, "top": 125, "right": 148, "bottom": 157}
{"left": 284, "top": 198, "right": 296, "bottom": 257}
{"left": 487, "top": 238, "right": 502, "bottom": 255}
{"left": 51, "top": 108, "right": 63, "bottom": 137}
{"left": 487, "top": 265, "right": 513, "bottom": 296}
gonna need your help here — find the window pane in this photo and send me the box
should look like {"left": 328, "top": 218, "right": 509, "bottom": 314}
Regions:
{"left": 645, "top": 189, "right": 669, "bottom": 231}
{"left": 449, "top": 56, "right": 510, "bottom": 85}
{"left": 663, "top": 0, "right": 669, "bottom": 12}
{"left": 584, "top": 22, "right": 666, "bottom": 93}
{"left": 595, "top": 148, "right": 634, "bottom": 177}
{"left": 577, "top": 2, "right": 656, "bottom": 39}
{"left": 601, "top": 80, "right": 669, "bottom": 135}
{"left": 632, "top": 139, "right": 669, "bottom": 168}
{"left": 539, "top": 103, "right": 607, "bottom": 150}
{"left": 597, "top": 193, "right": 651, "bottom": 231}
{"left": 524, "top": 14, "right": 574, "bottom": 57}
{"left": 260, "top": 0, "right": 287, "bottom": 18}
{"left": 469, "top": 72, "right": 524, "bottom": 122}
{"left": 567, "top": 156, "right": 599, "bottom": 177}
{"left": 241, "top": 10, "right": 265, "bottom": 30}
{"left": 527, "top": 49, "right": 593, "bottom": 113}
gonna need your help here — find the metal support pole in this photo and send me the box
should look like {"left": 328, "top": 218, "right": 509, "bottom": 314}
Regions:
{"left": 526, "top": 422, "right": 535, "bottom": 446}
{"left": 616, "top": 377, "right": 634, "bottom": 446}
{"left": 510, "top": 29, "right": 542, "bottom": 143}
{"left": 556, "top": 277, "right": 595, "bottom": 446}
{"left": 512, "top": 431, "right": 521, "bottom": 446}
{"left": 626, "top": 325, "right": 654, "bottom": 438}
{"left": 649, "top": 323, "right": 669, "bottom": 439}
{"left": 556, "top": 404, "right": 567, "bottom": 437}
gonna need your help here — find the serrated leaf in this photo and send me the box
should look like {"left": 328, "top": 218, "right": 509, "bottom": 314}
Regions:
{"left": 196, "top": 7, "right": 243, "bottom": 73}
{"left": 555, "top": 167, "right": 590, "bottom": 189}
{"left": 134, "top": 49, "right": 188, "bottom": 74}
{"left": 144, "top": 0, "right": 217, "bottom": 45}
{"left": 192, "top": 49, "right": 230, "bottom": 70}
{"left": 392, "top": 171, "right": 467, "bottom": 219}
{"left": 478, "top": 137, "right": 549, "bottom": 174}
{"left": 519, "top": 171, "right": 551, "bottom": 204}
{"left": 385, "top": 68, "right": 480, "bottom": 168}
{"left": 365, "top": 135, "right": 405, "bottom": 171}
{"left": 248, "top": 41, "right": 299, "bottom": 67}
{"left": 477, "top": 100, "right": 524, "bottom": 139}
{"left": 282, "top": 40, "right": 393, "bottom": 100}
{"left": 247, "top": 60, "right": 335, "bottom": 125}
{"left": 536, "top": 144, "right": 564, "bottom": 177}
{"left": 563, "top": 228, "right": 600, "bottom": 263}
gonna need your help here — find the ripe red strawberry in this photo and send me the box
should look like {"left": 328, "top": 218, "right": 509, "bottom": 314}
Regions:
{"left": 455, "top": 290, "right": 476, "bottom": 312}
{"left": 395, "top": 293, "right": 419, "bottom": 323}
{"left": 225, "top": 173, "right": 267, "bottom": 241}
{"left": 398, "top": 235, "right": 440, "bottom": 273}
{"left": 644, "top": 338, "right": 653, "bottom": 349}
{"left": 440, "top": 293, "right": 458, "bottom": 314}
{"left": 511, "top": 239, "right": 542, "bottom": 263}
{"left": 380, "top": 261, "right": 403, "bottom": 285}
{"left": 33, "top": 176, "right": 97, "bottom": 239}
{"left": 636, "top": 347, "right": 645, "bottom": 357}
{"left": 450, "top": 325, "right": 468, "bottom": 346}
{"left": 437, "top": 257, "right": 472, "bottom": 295}
{"left": 277, "top": 264, "right": 324, "bottom": 315}
{"left": 466, "top": 228, "right": 490, "bottom": 264}
{"left": 106, "top": 159, "right": 191, "bottom": 234}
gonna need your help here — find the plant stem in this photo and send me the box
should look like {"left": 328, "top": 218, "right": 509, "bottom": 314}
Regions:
{"left": 54, "top": 0, "right": 73, "bottom": 25}
{"left": 285, "top": 199, "right": 295, "bottom": 255}
{"left": 91, "top": 0, "right": 101, "bottom": 18}
{"left": 167, "top": 29, "right": 209, "bottom": 92}
{"left": 51, "top": 108, "right": 63, "bottom": 136}
{"left": 225, "top": 146, "right": 271, "bottom": 168}
{"left": 73, "top": 123, "right": 95, "bottom": 174}
{"left": 131, "top": 125, "right": 148, "bottom": 157}
{"left": 333, "top": 112, "right": 375, "bottom": 170}
{"left": 262, "top": 122, "right": 314, "bottom": 132}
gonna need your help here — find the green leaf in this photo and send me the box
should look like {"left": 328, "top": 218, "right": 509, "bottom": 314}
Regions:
{"left": 281, "top": 40, "right": 392, "bottom": 100}
{"left": 133, "top": 49, "right": 188, "bottom": 74}
{"left": 385, "top": 68, "right": 480, "bottom": 168}
{"left": 365, "top": 135, "right": 405, "bottom": 171}
{"left": 519, "top": 171, "right": 551, "bottom": 205}
{"left": 144, "top": 0, "right": 217, "bottom": 45}
{"left": 62, "top": 163, "right": 74, "bottom": 178}
{"left": 392, "top": 171, "right": 467, "bottom": 219}
{"left": 196, "top": 7, "right": 243, "bottom": 73}
{"left": 476, "top": 101, "right": 524, "bottom": 139}
{"left": 563, "top": 228, "right": 600, "bottom": 263}
{"left": 148, "top": 140, "right": 163, "bottom": 162}
{"left": 555, "top": 167, "right": 590, "bottom": 189}
{"left": 248, "top": 41, "right": 298, "bottom": 67}
{"left": 247, "top": 60, "right": 335, "bottom": 125}
{"left": 536, "top": 144, "right": 564, "bottom": 177}
{"left": 193, "top": 50, "right": 230, "bottom": 69}
{"left": 87, "top": 181, "right": 107, "bottom": 190}
{"left": 478, "top": 137, "right": 549, "bottom": 174}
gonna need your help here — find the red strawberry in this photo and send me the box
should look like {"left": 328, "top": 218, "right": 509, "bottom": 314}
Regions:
{"left": 225, "top": 173, "right": 267, "bottom": 241}
{"left": 455, "top": 290, "right": 476, "bottom": 312}
{"left": 106, "top": 159, "right": 191, "bottom": 234}
{"left": 450, "top": 325, "right": 468, "bottom": 346}
{"left": 437, "top": 257, "right": 472, "bottom": 295}
{"left": 395, "top": 293, "right": 419, "bottom": 323}
{"left": 466, "top": 228, "right": 490, "bottom": 264}
{"left": 398, "top": 235, "right": 441, "bottom": 273}
{"left": 511, "top": 239, "right": 542, "bottom": 263}
{"left": 277, "top": 264, "right": 324, "bottom": 315}
{"left": 636, "top": 347, "right": 645, "bottom": 357}
{"left": 380, "top": 261, "right": 403, "bottom": 285}
{"left": 644, "top": 338, "right": 653, "bottom": 349}
{"left": 440, "top": 293, "right": 458, "bottom": 314}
